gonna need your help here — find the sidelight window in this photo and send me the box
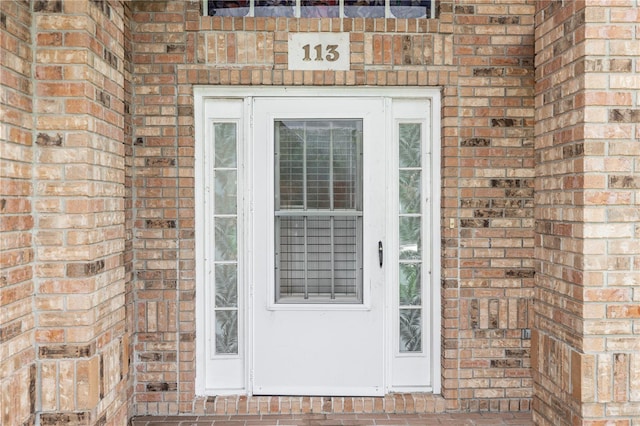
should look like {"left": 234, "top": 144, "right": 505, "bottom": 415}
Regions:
{"left": 398, "top": 123, "right": 423, "bottom": 352}
{"left": 212, "top": 122, "right": 240, "bottom": 355}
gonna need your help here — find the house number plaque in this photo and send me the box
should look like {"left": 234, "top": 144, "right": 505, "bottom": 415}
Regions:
{"left": 288, "top": 33, "right": 350, "bottom": 71}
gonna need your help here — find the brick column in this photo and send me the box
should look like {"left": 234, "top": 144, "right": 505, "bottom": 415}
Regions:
{"left": 453, "top": 1, "right": 536, "bottom": 412}
{"left": 130, "top": 0, "right": 191, "bottom": 415}
{"left": 33, "top": 1, "right": 131, "bottom": 424}
{"left": 0, "top": 1, "right": 37, "bottom": 425}
{"left": 534, "top": 2, "right": 640, "bottom": 424}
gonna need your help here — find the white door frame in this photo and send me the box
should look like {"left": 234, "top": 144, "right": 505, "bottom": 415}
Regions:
{"left": 194, "top": 86, "right": 442, "bottom": 396}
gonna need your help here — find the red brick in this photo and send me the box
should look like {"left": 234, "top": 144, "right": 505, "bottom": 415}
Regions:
{"left": 2, "top": 0, "right": 637, "bottom": 423}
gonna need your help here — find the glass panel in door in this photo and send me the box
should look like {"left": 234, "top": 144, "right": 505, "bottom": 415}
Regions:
{"left": 275, "top": 120, "right": 363, "bottom": 303}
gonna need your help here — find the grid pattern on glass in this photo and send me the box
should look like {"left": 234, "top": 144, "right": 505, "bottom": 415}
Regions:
{"left": 277, "top": 120, "right": 359, "bottom": 211}
{"left": 398, "top": 123, "right": 422, "bottom": 353}
{"left": 207, "top": 0, "right": 433, "bottom": 18}
{"left": 213, "top": 122, "right": 239, "bottom": 355}
{"left": 278, "top": 216, "right": 360, "bottom": 298}
{"left": 275, "top": 120, "right": 363, "bottom": 303}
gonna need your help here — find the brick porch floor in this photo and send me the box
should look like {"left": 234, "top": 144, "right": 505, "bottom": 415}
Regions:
{"left": 131, "top": 412, "right": 534, "bottom": 425}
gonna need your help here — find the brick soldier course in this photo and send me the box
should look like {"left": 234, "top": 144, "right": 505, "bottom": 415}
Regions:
{"left": 0, "top": 1, "right": 638, "bottom": 425}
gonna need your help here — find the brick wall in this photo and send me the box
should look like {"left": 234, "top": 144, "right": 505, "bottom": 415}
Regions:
{"left": 131, "top": 0, "right": 198, "bottom": 414}
{"left": 1, "top": 1, "right": 36, "bottom": 425}
{"left": 123, "top": 1, "right": 136, "bottom": 420}
{"left": 131, "top": 0, "right": 536, "bottom": 415}
{"left": 8, "top": 0, "right": 638, "bottom": 422}
{"left": 534, "top": 1, "right": 640, "bottom": 424}
{"left": 453, "top": 1, "right": 535, "bottom": 412}
{"left": 31, "top": 0, "right": 131, "bottom": 424}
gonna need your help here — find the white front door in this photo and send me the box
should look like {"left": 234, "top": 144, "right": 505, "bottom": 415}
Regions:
{"left": 195, "top": 88, "right": 441, "bottom": 397}
{"left": 251, "top": 97, "right": 386, "bottom": 396}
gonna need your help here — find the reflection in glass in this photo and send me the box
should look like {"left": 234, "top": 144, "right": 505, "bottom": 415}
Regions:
{"left": 390, "top": 0, "right": 430, "bottom": 18}
{"left": 214, "top": 123, "right": 237, "bottom": 168}
{"left": 255, "top": 0, "right": 295, "bottom": 16}
{"left": 215, "top": 310, "right": 238, "bottom": 354}
{"left": 399, "top": 308, "right": 422, "bottom": 352}
{"left": 215, "top": 264, "right": 238, "bottom": 307}
{"left": 399, "top": 169, "right": 421, "bottom": 214}
{"left": 399, "top": 123, "right": 421, "bottom": 168}
{"left": 256, "top": 0, "right": 294, "bottom": 5}
{"left": 399, "top": 263, "right": 421, "bottom": 306}
{"left": 208, "top": 0, "right": 432, "bottom": 17}
{"left": 215, "top": 217, "right": 237, "bottom": 261}
{"left": 208, "top": 1, "right": 250, "bottom": 17}
{"left": 399, "top": 216, "right": 421, "bottom": 260}
{"left": 214, "top": 170, "right": 237, "bottom": 214}
{"left": 344, "top": 0, "right": 385, "bottom": 18}
{"left": 301, "top": 0, "right": 339, "bottom": 17}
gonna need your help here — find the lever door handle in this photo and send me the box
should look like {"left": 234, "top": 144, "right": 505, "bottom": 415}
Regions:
{"left": 378, "top": 241, "right": 383, "bottom": 268}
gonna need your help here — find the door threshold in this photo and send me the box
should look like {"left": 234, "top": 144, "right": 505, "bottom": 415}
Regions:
{"left": 198, "top": 394, "right": 446, "bottom": 415}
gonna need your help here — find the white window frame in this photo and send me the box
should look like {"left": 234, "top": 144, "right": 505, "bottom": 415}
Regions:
{"left": 195, "top": 86, "right": 441, "bottom": 396}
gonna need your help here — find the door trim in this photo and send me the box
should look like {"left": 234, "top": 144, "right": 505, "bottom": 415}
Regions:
{"left": 194, "top": 86, "right": 442, "bottom": 396}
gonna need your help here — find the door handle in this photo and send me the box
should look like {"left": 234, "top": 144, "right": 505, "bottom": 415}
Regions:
{"left": 378, "top": 241, "right": 383, "bottom": 268}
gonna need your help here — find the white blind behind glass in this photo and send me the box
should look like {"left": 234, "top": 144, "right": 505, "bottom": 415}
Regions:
{"left": 275, "top": 120, "right": 363, "bottom": 302}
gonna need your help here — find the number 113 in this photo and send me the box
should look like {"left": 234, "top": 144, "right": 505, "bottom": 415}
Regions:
{"left": 302, "top": 44, "right": 340, "bottom": 62}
